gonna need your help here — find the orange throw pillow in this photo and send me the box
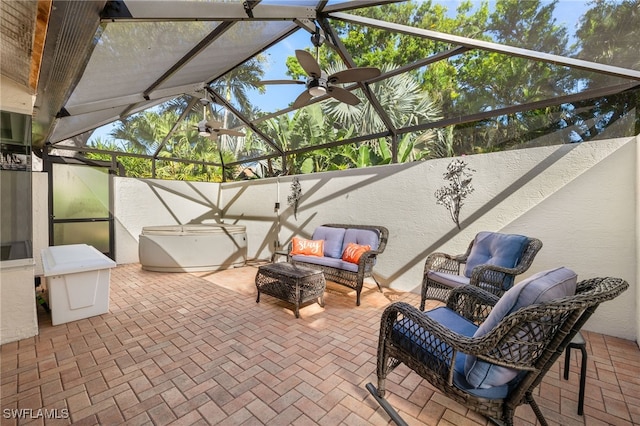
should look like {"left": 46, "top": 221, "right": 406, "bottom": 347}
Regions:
{"left": 342, "top": 243, "right": 371, "bottom": 264}
{"left": 290, "top": 237, "right": 324, "bottom": 257}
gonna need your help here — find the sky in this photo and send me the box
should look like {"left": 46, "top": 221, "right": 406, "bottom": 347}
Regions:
{"left": 88, "top": 0, "right": 591, "bottom": 144}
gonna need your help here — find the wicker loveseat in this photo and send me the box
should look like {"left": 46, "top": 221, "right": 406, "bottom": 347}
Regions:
{"left": 288, "top": 224, "right": 389, "bottom": 306}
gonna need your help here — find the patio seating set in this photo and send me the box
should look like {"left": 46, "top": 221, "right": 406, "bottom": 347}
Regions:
{"left": 253, "top": 226, "right": 629, "bottom": 426}
{"left": 255, "top": 224, "right": 388, "bottom": 317}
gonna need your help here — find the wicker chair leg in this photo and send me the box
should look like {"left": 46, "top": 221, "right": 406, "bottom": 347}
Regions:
{"left": 420, "top": 283, "right": 451, "bottom": 310}
{"left": 371, "top": 274, "right": 383, "bottom": 293}
{"left": 377, "top": 376, "right": 386, "bottom": 396}
{"left": 525, "top": 393, "right": 548, "bottom": 426}
{"left": 376, "top": 345, "right": 390, "bottom": 396}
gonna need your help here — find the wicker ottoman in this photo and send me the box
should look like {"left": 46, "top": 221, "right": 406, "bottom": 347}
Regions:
{"left": 255, "top": 262, "right": 326, "bottom": 318}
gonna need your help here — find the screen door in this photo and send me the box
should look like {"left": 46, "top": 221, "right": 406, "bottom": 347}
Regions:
{"left": 48, "top": 161, "right": 114, "bottom": 259}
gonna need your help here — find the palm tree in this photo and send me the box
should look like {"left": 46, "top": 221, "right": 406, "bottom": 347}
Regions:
{"left": 260, "top": 103, "right": 351, "bottom": 174}
{"left": 105, "top": 112, "right": 227, "bottom": 181}
{"left": 212, "top": 55, "right": 267, "bottom": 115}
{"left": 109, "top": 111, "right": 173, "bottom": 154}
{"left": 211, "top": 55, "right": 267, "bottom": 156}
{"left": 86, "top": 137, "right": 153, "bottom": 178}
{"left": 323, "top": 63, "right": 443, "bottom": 160}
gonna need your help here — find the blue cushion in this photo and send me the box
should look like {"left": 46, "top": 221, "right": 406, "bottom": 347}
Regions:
{"left": 452, "top": 371, "right": 513, "bottom": 399}
{"left": 391, "top": 307, "right": 512, "bottom": 400}
{"left": 312, "top": 226, "right": 346, "bottom": 258}
{"left": 391, "top": 307, "right": 477, "bottom": 367}
{"left": 464, "top": 267, "right": 578, "bottom": 389}
{"left": 464, "top": 232, "right": 529, "bottom": 279}
{"left": 342, "top": 228, "right": 380, "bottom": 254}
{"left": 427, "top": 271, "right": 470, "bottom": 288}
{"left": 291, "top": 254, "right": 359, "bottom": 273}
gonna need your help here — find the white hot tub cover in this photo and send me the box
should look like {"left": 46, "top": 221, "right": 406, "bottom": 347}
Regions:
{"left": 140, "top": 223, "right": 246, "bottom": 236}
{"left": 139, "top": 223, "right": 247, "bottom": 273}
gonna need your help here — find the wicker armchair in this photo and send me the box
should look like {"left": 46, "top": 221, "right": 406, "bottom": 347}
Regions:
{"left": 369, "top": 271, "right": 628, "bottom": 426}
{"left": 421, "top": 231, "right": 543, "bottom": 307}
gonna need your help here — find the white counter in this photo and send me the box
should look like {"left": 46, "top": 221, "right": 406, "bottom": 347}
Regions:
{"left": 0, "top": 258, "right": 37, "bottom": 344}
{"left": 41, "top": 244, "right": 116, "bottom": 325}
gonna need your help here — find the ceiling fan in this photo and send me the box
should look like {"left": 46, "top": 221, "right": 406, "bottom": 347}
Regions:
{"left": 260, "top": 29, "right": 381, "bottom": 109}
{"left": 196, "top": 96, "right": 245, "bottom": 140}
{"left": 197, "top": 118, "right": 245, "bottom": 140}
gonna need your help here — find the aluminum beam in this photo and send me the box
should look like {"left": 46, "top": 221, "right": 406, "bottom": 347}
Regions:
{"left": 236, "top": 82, "right": 639, "bottom": 167}
{"left": 329, "top": 12, "right": 640, "bottom": 81}
{"left": 143, "top": 22, "right": 235, "bottom": 98}
{"left": 398, "top": 81, "right": 640, "bottom": 135}
{"left": 45, "top": 144, "right": 223, "bottom": 168}
{"left": 153, "top": 96, "right": 200, "bottom": 158}
{"left": 320, "top": 17, "right": 398, "bottom": 160}
{"left": 102, "top": 1, "right": 315, "bottom": 21}
{"left": 366, "top": 46, "right": 470, "bottom": 85}
{"left": 225, "top": 131, "right": 391, "bottom": 168}
{"left": 63, "top": 83, "right": 205, "bottom": 115}
{"left": 206, "top": 87, "right": 285, "bottom": 157}
{"left": 322, "top": 0, "right": 405, "bottom": 14}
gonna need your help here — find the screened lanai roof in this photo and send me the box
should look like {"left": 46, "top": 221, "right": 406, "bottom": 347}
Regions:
{"left": 30, "top": 0, "right": 640, "bottom": 179}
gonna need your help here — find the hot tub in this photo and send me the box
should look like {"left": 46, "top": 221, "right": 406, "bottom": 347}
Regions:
{"left": 139, "top": 224, "right": 247, "bottom": 273}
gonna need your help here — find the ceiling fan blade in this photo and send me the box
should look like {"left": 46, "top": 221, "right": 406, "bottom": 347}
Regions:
{"left": 295, "top": 50, "right": 321, "bottom": 78}
{"left": 218, "top": 129, "right": 245, "bottom": 137}
{"left": 292, "top": 90, "right": 313, "bottom": 109}
{"left": 329, "top": 67, "right": 381, "bottom": 84}
{"left": 327, "top": 86, "right": 360, "bottom": 106}
{"left": 256, "top": 79, "right": 306, "bottom": 85}
{"left": 206, "top": 119, "right": 223, "bottom": 129}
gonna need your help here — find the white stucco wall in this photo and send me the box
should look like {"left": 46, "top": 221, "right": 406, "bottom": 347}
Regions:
{"left": 32, "top": 172, "right": 49, "bottom": 276}
{"left": 114, "top": 177, "right": 223, "bottom": 264}
{"left": 114, "top": 137, "right": 638, "bottom": 341}
{"left": 0, "top": 168, "right": 48, "bottom": 345}
{"left": 219, "top": 178, "right": 282, "bottom": 260}
{"left": 0, "top": 260, "right": 37, "bottom": 344}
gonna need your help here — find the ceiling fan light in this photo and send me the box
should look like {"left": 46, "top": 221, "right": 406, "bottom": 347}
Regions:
{"left": 309, "top": 86, "right": 326, "bottom": 97}
{"left": 197, "top": 119, "right": 210, "bottom": 136}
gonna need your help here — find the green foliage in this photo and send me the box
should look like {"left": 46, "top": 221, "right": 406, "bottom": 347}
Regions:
{"left": 260, "top": 103, "right": 352, "bottom": 174}
{"left": 88, "top": 112, "right": 229, "bottom": 181}
{"left": 572, "top": 0, "right": 640, "bottom": 137}
{"left": 575, "top": 0, "right": 639, "bottom": 71}
{"left": 285, "top": 55, "right": 307, "bottom": 81}
{"left": 322, "top": 63, "right": 444, "bottom": 160}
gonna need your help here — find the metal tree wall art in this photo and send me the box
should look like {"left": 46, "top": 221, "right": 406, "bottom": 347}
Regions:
{"left": 435, "top": 159, "right": 475, "bottom": 229}
{"left": 287, "top": 177, "right": 302, "bottom": 220}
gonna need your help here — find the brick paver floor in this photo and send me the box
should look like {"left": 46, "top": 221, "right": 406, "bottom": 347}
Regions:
{"left": 1, "top": 263, "right": 638, "bottom": 425}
